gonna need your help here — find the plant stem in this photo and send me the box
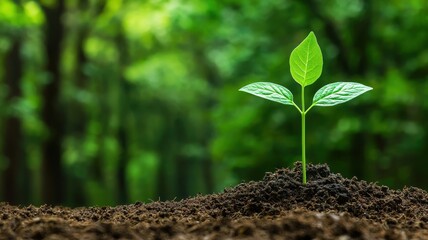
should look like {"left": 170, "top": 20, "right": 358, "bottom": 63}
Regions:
{"left": 301, "top": 86, "right": 306, "bottom": 184}
{"left": 292, "top": 102, "right": 303, "bottom": 114}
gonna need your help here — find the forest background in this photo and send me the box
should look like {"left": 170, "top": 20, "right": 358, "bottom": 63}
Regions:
{"left": 1, "top": 0, "right": 428, "bottom": 206}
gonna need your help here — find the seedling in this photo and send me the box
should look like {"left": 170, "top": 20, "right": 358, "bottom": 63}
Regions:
{"left": 239, "top": 32, "right": 372, "bottom": 184}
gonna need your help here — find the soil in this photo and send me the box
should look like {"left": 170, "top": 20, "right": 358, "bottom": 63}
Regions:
{"left": 1, "top": 163, "right": 428, "bottom": 240}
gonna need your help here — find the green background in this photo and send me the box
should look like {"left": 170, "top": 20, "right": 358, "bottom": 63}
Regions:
{"left": 0, "top": 0, "right": 427, "bottom": 206}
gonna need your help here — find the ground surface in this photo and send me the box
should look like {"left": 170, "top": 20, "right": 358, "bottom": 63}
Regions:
{"left": 1, "top": 163, "right": 428, "bottom": 240}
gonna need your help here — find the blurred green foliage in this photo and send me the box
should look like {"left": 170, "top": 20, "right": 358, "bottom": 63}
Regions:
{"left": 0, "top": 0, "right": 428, "bottom": 206}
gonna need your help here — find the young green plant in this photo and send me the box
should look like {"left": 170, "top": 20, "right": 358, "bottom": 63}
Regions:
{"left": 239, "top": 32, "right": 372, "bottom": 184}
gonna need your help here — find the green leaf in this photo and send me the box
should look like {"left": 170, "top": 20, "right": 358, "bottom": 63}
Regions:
{"left": 289, "top": 32, "right": 323, "bottom": 87}
{"left": 312, "top": 82, "right": 372, "bottom": 106}
{"left": 239, "top": 82, "right": 294, "bottom": 105}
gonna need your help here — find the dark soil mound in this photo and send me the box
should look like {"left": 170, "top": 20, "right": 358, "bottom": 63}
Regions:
{"left": 1, "top": 163, "right": 428, "bottom": 239}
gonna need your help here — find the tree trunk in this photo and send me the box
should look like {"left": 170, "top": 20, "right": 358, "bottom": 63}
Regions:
{"left": 2, "top": 40, "right": 24, "bottom": 204}
{"left": 175, "top": 118, "right": 188, "bottom": 199}
{"left": 117, "top": 126, "right": 129, "bottom": 204}
{"left": 115, "top": 27, "right": 130, "bottom": 204}
{"left": 156, "top": 110, "right": 173, "bottom": 200}
{"left": 40, "top": 0, "right": 66, "bottom": 205}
